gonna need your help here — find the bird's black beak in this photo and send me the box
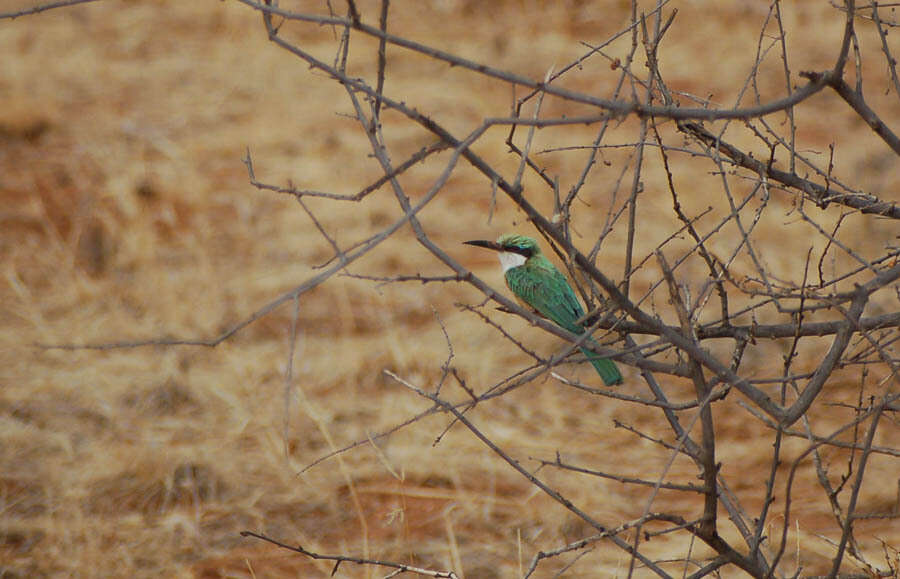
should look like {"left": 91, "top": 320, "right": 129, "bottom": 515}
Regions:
{"left": 464, "top": 239, "right": 503, "bottom": 252}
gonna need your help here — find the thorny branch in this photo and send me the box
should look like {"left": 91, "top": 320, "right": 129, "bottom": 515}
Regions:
{"left": 239, "top": 531, "right": 460, "bottom": 578}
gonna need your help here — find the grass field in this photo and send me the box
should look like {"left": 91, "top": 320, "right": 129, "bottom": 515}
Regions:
{"left": 2, "top": 1, "right": 899, "bottom": 577}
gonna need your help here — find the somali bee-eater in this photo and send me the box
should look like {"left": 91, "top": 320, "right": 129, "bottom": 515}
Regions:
{"left": 465, "top": 234, "right": 623, "bottom": 386}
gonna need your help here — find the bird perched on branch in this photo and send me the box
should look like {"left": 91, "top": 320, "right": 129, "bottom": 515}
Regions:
{"left": 465, "top": 233, "right": 623, "bottom": 386}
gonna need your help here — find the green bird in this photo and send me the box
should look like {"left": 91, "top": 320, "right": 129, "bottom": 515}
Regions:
{"left": 465, "top": 233, "right": 623, "bottom": 386}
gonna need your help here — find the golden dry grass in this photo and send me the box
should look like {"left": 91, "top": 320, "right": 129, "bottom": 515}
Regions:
{"left": 2, "top": 1, "right": 899, "bottom": 577}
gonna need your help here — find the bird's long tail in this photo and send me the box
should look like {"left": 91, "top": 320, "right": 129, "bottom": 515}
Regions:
{"left": 580, "top": 340, "right": 623, "bottom": 386}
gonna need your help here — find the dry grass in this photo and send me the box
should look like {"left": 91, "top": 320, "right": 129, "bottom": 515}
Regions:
{"left": 2, "top": 1, "right": 899, "bottom": 577}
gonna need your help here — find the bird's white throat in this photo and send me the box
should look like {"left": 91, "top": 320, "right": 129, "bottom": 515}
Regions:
{"left": 497, "top": 251, "right": 527, "bottom": 273}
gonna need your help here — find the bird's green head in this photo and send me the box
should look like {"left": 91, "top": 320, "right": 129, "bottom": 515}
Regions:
{"left": 464, "top": 234, "right": 542, "bottom": 272}
{"left": 496, "top": 234, "right": 541, "bottom": 257}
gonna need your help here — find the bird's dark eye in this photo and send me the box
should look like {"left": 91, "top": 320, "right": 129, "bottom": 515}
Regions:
{"left": 512, "top": 245, "right": 533, "bottom": 258}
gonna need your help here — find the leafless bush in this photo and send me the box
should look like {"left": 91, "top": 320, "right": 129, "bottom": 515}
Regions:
{"left": 18, "top": 0, "right": 900, "bottom": 576}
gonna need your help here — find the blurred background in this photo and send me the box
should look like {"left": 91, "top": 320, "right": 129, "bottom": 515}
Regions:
{"left": 2, "top": 1, "right": 898, "bottom": 577}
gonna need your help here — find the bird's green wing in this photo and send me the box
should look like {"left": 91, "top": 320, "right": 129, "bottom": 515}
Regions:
{"left": 505, "top": 265, "right": 585, "bottom": 335}
{"left": 505, "top": 263, "right": 623, "bottom": 386}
